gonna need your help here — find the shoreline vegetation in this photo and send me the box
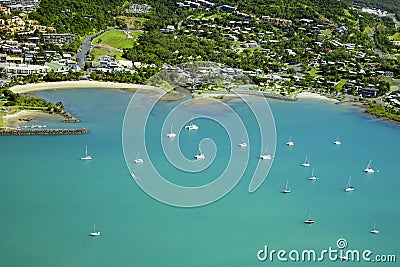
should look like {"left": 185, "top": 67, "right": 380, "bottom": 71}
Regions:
{"left": 1, "top": 81, "right": 399, "bottom": 131}
{"left": 1, "top": 81, "right": 186, "bottom": 130}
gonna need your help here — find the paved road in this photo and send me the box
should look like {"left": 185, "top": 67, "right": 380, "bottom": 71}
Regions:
{"left": 75, "top": 36, "right": 93, "bottom": 70}
{"left": 76, "top": 29, "right": 114, "bottom": 69}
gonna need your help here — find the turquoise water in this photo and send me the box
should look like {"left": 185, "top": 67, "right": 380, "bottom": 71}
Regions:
{"left": 0, "top": 89, "right": 399, "bottom": 266}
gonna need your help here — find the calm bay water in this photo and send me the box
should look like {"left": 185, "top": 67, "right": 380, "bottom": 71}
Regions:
{"left": 0, "top": 88, "right": 399, "bottom": 266}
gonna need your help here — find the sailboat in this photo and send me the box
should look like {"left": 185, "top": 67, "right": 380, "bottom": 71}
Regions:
{"left": 195, "top": 149, "right": 205, "bottom": 159}
{"left": 370, "top": 222, "right": 380, "bottom": 234}
{"left": 260, "top": 144, "right": 272, "bottom": 160}
{"left": 333, "top": 134, "right": 342, "bottom": 145}
{"left": 134, "top": 152, "right": 143, "bottom": 164}
{"left": 238, "top": 136, "right": 248, "bottom": 147}
{"left": 308, "top": 168, "right": 318, "bottom": 180}
{"left": 301, "top": 156, "right": 311, "bottom": 167}
{"left": 90, "top": 224, "right": 101, "bottom": 236}
{"left": 286, "top": 136, "right": 294, "bottom": 146}
{"left": 363, "top": 159, "right": 375, "bottom": 173}
{"left": 304, "top": 209, "right": 315, "bottom": 224}
{"left": 80, "top": 145, "right": 92, "bottom": 160}
{"left": 185, "top": 122, "right": 198, "bottom": 130}
{"left": 166, "top": 124, "right": 176, "bottom": 138}
{"left": 345, "top": 176, "right": 354, "bottom": 192}
{"left": 281, "top": 180, "right": 291, "bottom": 193}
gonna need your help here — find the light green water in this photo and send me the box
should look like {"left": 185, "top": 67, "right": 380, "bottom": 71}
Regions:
{"left": 0, "top": 89, "right": 398, "bottom": 266}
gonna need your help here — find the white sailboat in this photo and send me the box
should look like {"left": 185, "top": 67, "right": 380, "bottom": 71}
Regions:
{"left": 260, "top": 144, "right": 272, "bottom": 160}
{"left": 80, "top": 145, "right": 92, "bottom": 160}
{"left": 90, "top": 224, "right": 101, "bottom": 236}
{"left": 301, "top": 156, "right": 311, "bottom": 167}
{"left": 195, "top": 149, "right": 205, "bottom": 159}
{"left": 370, "top": 222, "right": 380, "bottom": 234}
{"left": 238, "top": 136, "right": 248, "bottom": 147}
{"left": 333, "top": 134, "right": 341, "bottom": 145}
{"left": 363, "top": 159, "right": 375, "bottom": 173}
{"left": 166, "top": 124, "right": 176, "bottom": 138}
{"left": 286, "top": 136, "right": 294, "bottom": 146}
{"left": 282, "top": 180, "right": 291, "bottom": 194}
{"left": 304, "top": 209, "right": 315, "bottom": 224}
{"left": 308, "top": 168, "right": 318, "bottom": 180}
{"left": 185, "top": 122, "right": 198, "bottom": 130}
{"left": 345, "top": 176, "right": 354, "bottom": 192}
{"left": 134, "top": 152, "right": 143, "bottom": 164}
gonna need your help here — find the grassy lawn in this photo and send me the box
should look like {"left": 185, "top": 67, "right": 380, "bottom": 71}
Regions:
{"left": 92, "top": 30, "right": 134, "bottom": 49}
{"left": 343, "top": 9, "right": 352, "bottom": 17}
{"left": 90, "top": 48, "right": 124, "bottom": 61}
{"left": 308, "top": 67, "right": 319, "bottom": 77}
{"left": 363, "top": 26, "right": 374, "bottom": 35}
{"left": 0, "top": 114, "right": 4, "bottom": 127}
{"left": 335, "top": 79, "right": 347, "bottom": 91}
{"left": 0, "top": 100, "right": 8, "bottom": 127}
{"left": 117, "top": 16, "right": 147, "bottom": 30}
{"left": 392, "top": 32, "right": 400, "bottom": 41}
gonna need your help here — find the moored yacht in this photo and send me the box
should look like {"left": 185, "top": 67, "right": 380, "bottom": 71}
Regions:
{"left": 363, "top": 159, "right": 375, "bottom": 173}
{"left": 238, "top": 137, "right": 248, "bottom": 147}
{"left": 286, "top": 136, "right": 294, "bottom": 146}
{"left": 301, "top": 156, "right": 311, "bottom": 167}
{"left": 134, "top": 152, "right": 143, "bottom": 164}
{"left": 90, "top": 224, "right": 101, "bottom": 236}
{"left": 185, "top": 123, "right": 198, "bottom": 130}
{"left": 345, "top": 176, "right": 354, "bottom": 192}
{"left": 81, "top": 145, "right": 92, "bottom": 160}
{"left": 304, "top": 209, "right": 315, "bottom": 224}
{"left": 166, "top": 124, "right": 176, "bottom": 138}
{"left": 260, "top": 144, "right": 272, "bottom": 160}
{"left": 333, "top": 134, "right": 341, "bottom": 145}
{"left": 195, "top": 152, "right": 205, "bottom": 159}
{"left": 370, "top": 222, "right": 379, "bottom": 234}
{"left": 308, "top": 168, "right": 318, "bottom": 180}
{"left": 282, "top": 180, "right": 291, "bottom": 194}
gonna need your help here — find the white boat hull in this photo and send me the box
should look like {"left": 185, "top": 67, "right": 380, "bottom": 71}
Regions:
{"left": 90, "top": 232, "right": 101, "bottom": 236}
{"left": 134, "top": 159, "right": 143, "bottom": 164}
{"left": 167, "top": 133, "right": 176, "bottom": 138}
{"left": 195, "top": 154, "right": 205, "bottom": 159}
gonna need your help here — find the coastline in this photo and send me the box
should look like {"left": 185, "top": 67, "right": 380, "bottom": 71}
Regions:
{"left": 5, "top": 81, "right": 399, "bottom": 125}
{"left": 3, "top": 81, "right": 186, "bottom": 129}
{"left": 9, "top": 80, "right": 162, "bottom": 94}
{"left": 295, "top": 92, "right": 339, "bottom": 103}
{"left": 2, "top": 109, "right": 64, "bottom": 128}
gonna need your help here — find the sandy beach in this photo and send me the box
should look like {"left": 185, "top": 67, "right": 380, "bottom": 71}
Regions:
{"left": 295, "top": 92, "right": 339, "bottom": 102}
{"left": 9, "top": 81, "right": 162, "bottom": 94}
{"left": 2, "top": 109, "right": 64, "bottom": 128}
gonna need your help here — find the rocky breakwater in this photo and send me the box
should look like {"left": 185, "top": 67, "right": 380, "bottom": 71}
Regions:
{"left": 0, "top": 128, "right": 88, "bottom": 136}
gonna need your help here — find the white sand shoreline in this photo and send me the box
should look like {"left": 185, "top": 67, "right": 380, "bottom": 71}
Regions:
{"left": 9, "top": 81, "right": 161, "bottom": 94}
{"left": 2, "top": 109, "right": 63, "bottom": 128}
{"left": 295, "top": 92, "right": 339, "bottom": 102}
{"left": 9, "top": 81, "right": 340, "bottom": 104}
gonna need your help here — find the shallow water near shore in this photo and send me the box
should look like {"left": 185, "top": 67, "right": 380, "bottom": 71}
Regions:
{"left": 0, "top": 88, "right": 399, "bottom": 266}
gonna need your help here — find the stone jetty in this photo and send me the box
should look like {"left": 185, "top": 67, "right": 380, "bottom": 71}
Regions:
{"left": 0, "top": 128, "right": 88, "bottom": 135}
